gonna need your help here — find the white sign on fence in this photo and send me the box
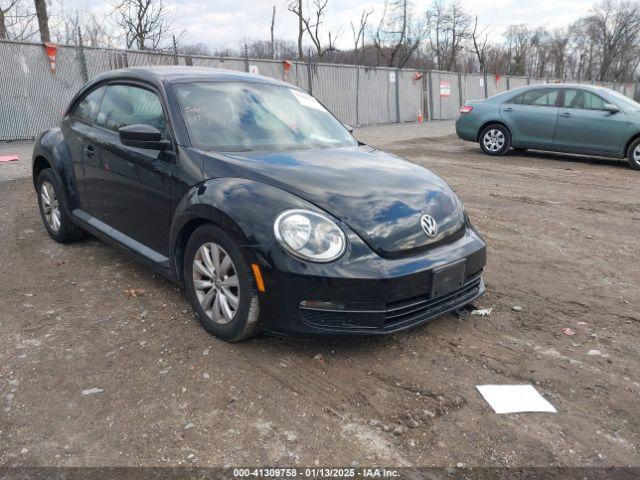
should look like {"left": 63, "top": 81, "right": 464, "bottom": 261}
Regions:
{"left": 389, "top": 71, "right": 396, "bottom": 83}
{"left": 440, "top": 80, "right": 451, "bottom": 97}
{"left": 248, "top": 65, "right": 260, "bottom": 75}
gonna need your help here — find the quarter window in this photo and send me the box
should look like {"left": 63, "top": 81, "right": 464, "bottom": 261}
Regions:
{"left": 563, "top": 89, "right": 608, "bottom": 110}
{"left": 72, "top": 87, "right": 105, "bottom": 123}
{"left": 521, "top": 88, "right": 559, "bottom": 106}
{"left": 96, "top": 85, "right": 167, "bottom": 136}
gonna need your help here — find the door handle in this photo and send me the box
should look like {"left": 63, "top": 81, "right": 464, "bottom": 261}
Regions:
{"left": 503, "top": 107, "right": 514, "bottom": 112}
{"left": 560, "top": 112, "right": 571, "bottom": 117}
{"left": 84, "top": 145, "right": 95, "bottom": 158}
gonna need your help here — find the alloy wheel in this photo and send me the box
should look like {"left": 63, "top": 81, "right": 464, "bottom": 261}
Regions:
{"left": 483, "top": 129, "right": 505, "bottom": 152}
{"left": 41, "top": 181, "right": 61, "bottom": 232}
{"left": 634, "top": 144, "right": 640, "bottom": 165}
{"left": 192, "top": 242, "right": 240, "bottom": 325}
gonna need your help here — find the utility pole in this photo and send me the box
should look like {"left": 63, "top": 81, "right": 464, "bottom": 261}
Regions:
{"left": 34, "top": 0, "right": 50, "bottom": 43}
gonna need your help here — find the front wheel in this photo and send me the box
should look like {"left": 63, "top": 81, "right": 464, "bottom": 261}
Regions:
{"left": 184, "top": 224, "right": 260, "bottom": 342}
{"left": 479, "top": 124, "right": 511, "bottom": 156}
{"left": 36, "top": 169, "right": 85, "bottom": 243}
{"left": 627, "top": 138, "right": 640, "bottom": 171}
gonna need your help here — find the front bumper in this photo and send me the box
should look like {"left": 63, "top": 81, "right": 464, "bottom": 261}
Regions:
{"left": 253, "top": 228, "right": 486, "bottom": 339}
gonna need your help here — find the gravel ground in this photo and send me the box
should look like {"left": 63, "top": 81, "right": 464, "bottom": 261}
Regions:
{"left": 1, "top": 122, "right": 639, "bottom": 468}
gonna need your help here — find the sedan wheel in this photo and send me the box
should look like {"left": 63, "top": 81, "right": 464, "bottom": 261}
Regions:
{"left": 184, "top": 224, "right": 260, "bottom": 341}
{"left": 628, "top": 139, "right": 640, "bottom": 171}
{"left": 193, "top": 242, "right": 240, "bottom": 325}
{"left": 483, "top": 129, "right": 505, "bottom": 152}
{"left": 479, "top": 124, "right": 511, "bottom": 156}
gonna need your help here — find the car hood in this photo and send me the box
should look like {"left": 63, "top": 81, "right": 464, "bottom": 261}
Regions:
{"left": 202, "top": 146, "right": 465, "bottom": 258}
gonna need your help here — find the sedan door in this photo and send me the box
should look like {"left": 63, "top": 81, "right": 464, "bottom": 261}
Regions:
{"left": 499, "top": 87, "right": 561, "bottom": 148}
{"left": 84, "top": 83, "right": 173, "bottom": 258}
{"left": 553, "top": 88, "right": 627, "bottom": 155}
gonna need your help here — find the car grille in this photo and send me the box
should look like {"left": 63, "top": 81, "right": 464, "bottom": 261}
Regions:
{"left": 384, "top": 274, "right": 482, "bottom": 326}
{"left": 299, "top": 274, "right": 483, "bottom": 330}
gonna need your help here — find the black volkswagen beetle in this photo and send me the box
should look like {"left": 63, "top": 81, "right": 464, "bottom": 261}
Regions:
{"left": 32, "top": 67, "right": 486, "bottom": 341}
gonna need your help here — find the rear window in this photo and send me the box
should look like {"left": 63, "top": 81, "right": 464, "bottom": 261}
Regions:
{"left": 508, "top": 88, "right": 559, "bottom": 107}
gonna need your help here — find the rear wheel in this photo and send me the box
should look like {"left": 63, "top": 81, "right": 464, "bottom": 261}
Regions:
{"left": 184, "top": 224, "right": 260, "bottom": 342}
{"left": 627, "top": 138, "right": 640, "bottom": 171}
{"left": 36, "top": 169, "right": 85, "bottom": 243}
{"left": 479, "top": 124, "right": 511, "bottom": 156}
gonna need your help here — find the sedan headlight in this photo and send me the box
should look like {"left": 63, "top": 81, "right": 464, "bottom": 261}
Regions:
{"left": 274, "top": 209, "right": 346, "bottom": 262}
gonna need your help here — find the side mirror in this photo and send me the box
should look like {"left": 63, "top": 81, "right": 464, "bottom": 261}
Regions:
{"left": 603, "top": 103, "right": 619, "bottom": 114}
{"left": 119, "top": 124, "right": 171, "bottom": 150}
{"left": 343, "top": 124, "right": 354, "bottom": 134}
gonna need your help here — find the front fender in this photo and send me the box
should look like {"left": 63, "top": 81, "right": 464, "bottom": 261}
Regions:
{"left": 170, "top": 177, "right": 318, "bottom": 251}
{"left": 32, "top": 127, "right": 81, "bottom": 211}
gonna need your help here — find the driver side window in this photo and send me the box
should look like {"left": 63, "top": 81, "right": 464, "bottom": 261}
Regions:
{"left": 96, "top": 85, "right": 167, "bottom": 137}
{"left": 563, "top": 89, "right": 607, "bottom": 110}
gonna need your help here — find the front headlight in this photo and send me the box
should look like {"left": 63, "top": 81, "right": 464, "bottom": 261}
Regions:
{"left": 274, "top": 209, "right": 346, "bottom": 262}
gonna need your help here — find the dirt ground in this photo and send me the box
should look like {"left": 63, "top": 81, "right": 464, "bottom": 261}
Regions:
{"left": 1, "top": 123, "right": 639, "bottom": 469}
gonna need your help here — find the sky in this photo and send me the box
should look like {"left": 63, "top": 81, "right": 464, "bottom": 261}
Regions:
{"left": 58, "top": 0, "right": 596, "bottom": 50}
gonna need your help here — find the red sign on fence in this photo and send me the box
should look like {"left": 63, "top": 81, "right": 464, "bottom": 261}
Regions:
{"left": 440, "top": 81, "right": 451, "bottom": 97}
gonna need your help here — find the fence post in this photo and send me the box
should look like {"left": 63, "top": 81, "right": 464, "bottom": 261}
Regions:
{"left": 355, "top": 66, "right": 360, "bottom": 126}
{"left": 244, "top": 44, "right": 249, "bottom": 73}
{"left": 506, "top": 75, "right": 510, "bottom": 90}
{"left": 635, "top": 83, "right": 639, "bottom": 101}
{"left": 395, "top": 68, "right": 400, "bottom": 123}
{"left": 172, "top": 35, "right": 179, "bottom": 66}
{"left": 427, "top": 70, "right": 434, "bottom": 121}
{"left": 457, "top": 73, "right": 463, "bottom": 108}
{"left": 307, "top": 52, "right": 313, "bottom": 95}
{"left": 483, "top": 72, "right": 488, "bottom": 98}
{"left": 77, "top": 27, "right": 89, "bottom": 82}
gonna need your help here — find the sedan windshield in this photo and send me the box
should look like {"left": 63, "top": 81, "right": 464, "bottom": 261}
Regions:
{"left": 174, "top": 81, "right": 357, "bottom": 152}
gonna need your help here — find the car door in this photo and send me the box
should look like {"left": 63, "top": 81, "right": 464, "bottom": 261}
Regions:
{"left": 60, "top": 86, "right": 105, "bottom": 206}
{"left": 500, "top": 87, "right": 560, "bottom": 147}
{"left": 553, "top": 88, "right": 627, "bottom": 154}
{"left": 85, "top": 83, "right": 173, "bottom": 257}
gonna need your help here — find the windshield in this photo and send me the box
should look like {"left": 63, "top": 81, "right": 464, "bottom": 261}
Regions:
{"left": 606, "top": 89, "right": 640, "bottom": 112}
{"left": 174, "top": 81, "right": 357, "bottom": 152}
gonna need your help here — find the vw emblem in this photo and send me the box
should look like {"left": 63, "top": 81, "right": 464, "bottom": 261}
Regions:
{"left": 420, "top": 214, "right": 438, "bottom": 237}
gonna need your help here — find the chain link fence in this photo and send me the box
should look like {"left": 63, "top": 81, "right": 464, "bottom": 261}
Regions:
{"left": 1, "top": 39, "right": 639, "bottom": 141}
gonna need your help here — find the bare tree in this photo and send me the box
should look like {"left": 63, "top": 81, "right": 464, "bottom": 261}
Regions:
{"left": 33, "top": 0, "right": 48, "bottom": 42}
{"left": 350, "top": 7, "right": 373, "bottom": 64}
{"left": 428, "top": 1, "right": 472, "bottom": 70}
{"left": 0, "top": 1, "right": 19, "bottom": 39}
{"left": 287, "top": 0, "right": 304, "bottom": 59}
{"left": 374, "top": 0, "right": 429, "bottom": 68}
{"left": 109, "top": 0, "right": 175, "bottom": 50}
{"left": 471, "top": 15, "right": 491, "bottom": 72}
{"left": 0, "top": 0, "right": 38, "bottom": 40}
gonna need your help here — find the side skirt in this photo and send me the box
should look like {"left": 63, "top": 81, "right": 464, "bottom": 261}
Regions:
{"left": 71, "top": 209, "right": 180, "bottom": 285}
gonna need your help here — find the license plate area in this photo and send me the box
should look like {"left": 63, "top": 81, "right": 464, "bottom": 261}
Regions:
{"left": 431, "top": 260, "right": 466, "bottom": 298}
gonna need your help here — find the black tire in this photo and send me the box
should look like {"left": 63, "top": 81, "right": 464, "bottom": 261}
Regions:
{"left": 479, "top": 124, "right": 511, "bottom": 156}
{"left": 36, "top": 168, "right": 85, "bottom": 243}
{"left": 184, "top": 223, "right": 260, "bottom": 342}
{"left": 626, "top": 138, "right": 640, "bottom": 170}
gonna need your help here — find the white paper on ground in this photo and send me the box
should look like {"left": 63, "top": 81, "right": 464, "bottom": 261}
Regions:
{"left": 476, "top": 384, "right": 557, "bottom": 414}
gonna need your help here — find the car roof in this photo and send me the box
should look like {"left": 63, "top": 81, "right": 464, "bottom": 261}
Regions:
{"left": 509, "top": 83, "right": 615, "bottom": 94}
{"left": 88, "top": 66, "right": 289, "bottom": 87}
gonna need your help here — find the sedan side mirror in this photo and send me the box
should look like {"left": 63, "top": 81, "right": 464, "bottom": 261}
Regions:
{"left": 603, "top": 103, "right": 620, "bottom": 114}
{"left": 119, "top": 124, "right": 171, "bottom": 150}
{"left": 343, "top": 124, "right": 354, "bottom": 134}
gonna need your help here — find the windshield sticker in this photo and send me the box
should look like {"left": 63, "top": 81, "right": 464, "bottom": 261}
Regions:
{"left": 290, "top": 89, "right": 324, "bottom": 111}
